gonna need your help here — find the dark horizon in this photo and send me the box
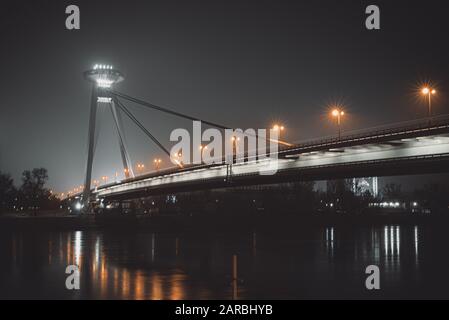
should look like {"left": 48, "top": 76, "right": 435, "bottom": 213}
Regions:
{"left": 1, "top": 0, "right": 449, "bottom": 193}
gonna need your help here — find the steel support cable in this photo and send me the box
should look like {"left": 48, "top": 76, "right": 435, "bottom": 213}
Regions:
{"left": 109, "top": 89, "right": 228, "bottom": 129}
{"left": 113, "top": 96, "right": 173, "bottom": 161}
{"left": 110, "top": 101, "right": 135, "bottom": 178}
{"left": 108, "top": 89, "right": 293, "bottom": 147}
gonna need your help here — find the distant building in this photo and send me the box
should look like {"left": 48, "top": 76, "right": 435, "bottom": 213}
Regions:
{"left": 352, "top": 177, "right": 378, "bottom": 197}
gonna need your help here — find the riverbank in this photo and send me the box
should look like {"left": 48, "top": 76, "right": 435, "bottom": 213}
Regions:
{"left": 1, "top": 211, "right": 448, "bottom": 232}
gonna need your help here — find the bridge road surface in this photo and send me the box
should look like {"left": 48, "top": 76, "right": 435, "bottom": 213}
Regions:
{"left": 92, "top": 116, "right": 449, "bottom": 201}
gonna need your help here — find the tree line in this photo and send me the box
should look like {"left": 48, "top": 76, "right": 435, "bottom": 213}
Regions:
{"left": 0, "top": 168, "right": 60, "bottom": 214}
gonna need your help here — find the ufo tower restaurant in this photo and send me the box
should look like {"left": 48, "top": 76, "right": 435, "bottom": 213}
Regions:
{"left": 82, "top": 65, "right": 134, "bottom": 209}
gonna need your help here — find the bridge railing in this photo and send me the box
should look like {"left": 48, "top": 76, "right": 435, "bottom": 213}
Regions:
{"left": 286, "top": 114, "right": 449, "bottom": 151}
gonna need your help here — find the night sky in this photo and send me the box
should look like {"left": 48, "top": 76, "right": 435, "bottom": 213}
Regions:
{"left": 1, "top": 0, "right": 449, "bottom": 194}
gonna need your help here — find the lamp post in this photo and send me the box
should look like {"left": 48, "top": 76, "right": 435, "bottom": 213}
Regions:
{"left": 272, "top": 124, "right": 285, "bottom": 143}
{"left": 231, "top": 136, "right": 240, "bottom": 158}
{"left": 331, "top": 109, "right": 345, "bottom": 139}
{"left": 199, "top": 145, "right": 208, "bottom": 163}
{"left": 136, "top": 163, "right": 145, "bottom": 174}
{"left": 422, "top": 87, "right": 436, "bottom": 123}
{"left": 153, "top": 158, "right": 162, "bottom": 171}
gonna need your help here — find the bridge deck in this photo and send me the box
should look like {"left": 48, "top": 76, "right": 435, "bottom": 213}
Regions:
{"left": 91, "top": 116, "right": 449, "bottom": 200}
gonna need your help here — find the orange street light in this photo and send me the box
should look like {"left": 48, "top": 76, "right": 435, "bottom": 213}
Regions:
{"left": 123, "top": 168, "right": 131, "bottom": 178}
{"left": 230, "top": 136, "right": 241, "bottom": 156}
{"left": 272, "top": 124, "right": 286, "bottom": 145}
{"left": 199, "top": 145, "right": 208, "bottom": 162}
{"left": 136, "top": 163, "right": 145, "bottom": 174}
{"left": 171, "top": 152, "right": 184, "bottom": 168}
{"left": 153, "top": 158, "right": 162, "bottom": 171}
{"left": 272, "top": 124, "right": 285, "bottom": 134}
{"left": 331, "top": 108, "right": 345, "bottom": 139}
{"left": 272, "top": 124, "right": 285, "bottom": 131}
{"left": 421, "top": 86, "right": 437, "bottom": 121}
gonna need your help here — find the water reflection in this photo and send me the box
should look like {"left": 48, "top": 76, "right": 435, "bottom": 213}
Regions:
{"left": 414, "top": 226, "right": 419, "bottom": 266}
{"left": 0, "top": 224, "right": 434, "bottom": 299}
{"left": 383, "top": 226, "right": 400, "bottom": 257}
{"left": 74, "top": 231, "right": 82, "bottom": 267}
{"left": 151, "top": 233, "right": 155, "bottom": 263}
{"left": 70, "top": 231, "right": 192, "bottom": 300}
{"left": 321, "top": 225, "right": 419, "bottom": 280}
{"left": 382, "top": 225, "right": 401, "bottom": 276}
{"left": 324, "top": 227, "right": 335, "bottom": 257}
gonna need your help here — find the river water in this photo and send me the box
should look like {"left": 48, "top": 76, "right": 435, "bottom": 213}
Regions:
{"left": 0, "top": 224, "right": 448, "bottom": 299}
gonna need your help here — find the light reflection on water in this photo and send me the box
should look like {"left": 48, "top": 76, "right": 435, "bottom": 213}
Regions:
{"left": 0, "top": 224, "right": 446, "bottom": 299}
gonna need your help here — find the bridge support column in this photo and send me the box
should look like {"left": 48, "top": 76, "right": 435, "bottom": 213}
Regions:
{"left": 82, "top": 85, "right": 98, "bottom": 211}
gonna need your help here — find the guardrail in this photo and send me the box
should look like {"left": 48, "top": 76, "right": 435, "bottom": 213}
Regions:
{"left": 290, "top": 114, "right": 449, "bottom": 147}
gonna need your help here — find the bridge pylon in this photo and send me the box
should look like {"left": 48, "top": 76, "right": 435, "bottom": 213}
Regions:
{"left": 82, "top": 64, "right": 133, "bottom": 211}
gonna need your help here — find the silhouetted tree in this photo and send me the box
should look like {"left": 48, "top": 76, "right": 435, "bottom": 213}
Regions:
{"left": 18, "top": 168, "right": 57, "bottom": 214}
{"left": 0, "top": 171, "right": 16, "bottom": 213}
{"left": 413, "top": 183, "right": 449, "bottom": 215}
{"left": 323, "top": 179, "right": 378, "bottom": 214}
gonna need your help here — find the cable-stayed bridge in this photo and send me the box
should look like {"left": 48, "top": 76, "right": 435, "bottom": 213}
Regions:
{"left": 73, "top": 65, "right": 449, "bottom": 206}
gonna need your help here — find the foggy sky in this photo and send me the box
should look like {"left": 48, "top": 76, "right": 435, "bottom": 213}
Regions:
{"left": 1, "top": 0, "right": 449, "bottom": 193}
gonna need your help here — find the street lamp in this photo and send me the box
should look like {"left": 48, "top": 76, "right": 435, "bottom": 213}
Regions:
{"left": 331, "top": 109, "right": 345, "bottom": 139}
{"left": 230, "top": 136, "right": 241, "bottom": 157}
{"left": 171, "top": 151, "right": 184, "bottom": 168}
{"left": 272, "top": 124, "right": 285, "bottom": 142}
{"left": 136, "top": 163, "right": 145, "bottom": 174}
{"left": 199, "top": 145, "right": 208, "bottom": 162}
{"left": 153, "top": 158, "right": 162, "bottom": 171}
{"left": 421, "top": 86, "right": 436, "bottom": 122}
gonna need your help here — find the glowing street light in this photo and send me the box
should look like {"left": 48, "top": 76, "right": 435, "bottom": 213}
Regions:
{"left": 123, "top": 168, "right": 132, "bottom": 179}
{"left": 171, "top": 152, "right": 184, "bottom": 168}
{"left": 75, "top": 202, "right": 83, "bottom": 211}
{"left": 199, "top": 145, "right": 209, "bottom": 162}
{"left": 331, "top": 108, "right": 345, "bottom": 139}
{"left": 153, "top": 158, "right": 162, "bottom": 171}
{"left": 421, "top": 86, "right": 437, "bottom": 122}
{"left": 136, "top": 163, "right": 145, "bottom": 174}
{"left": 272, "top": 124, "right": 285, "bottom": 131}
{"left": 230, "top": 136, "right": 241, "bottom": 156}
{"left": 272, "top": 124, "right": 285, "bottom": 141}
